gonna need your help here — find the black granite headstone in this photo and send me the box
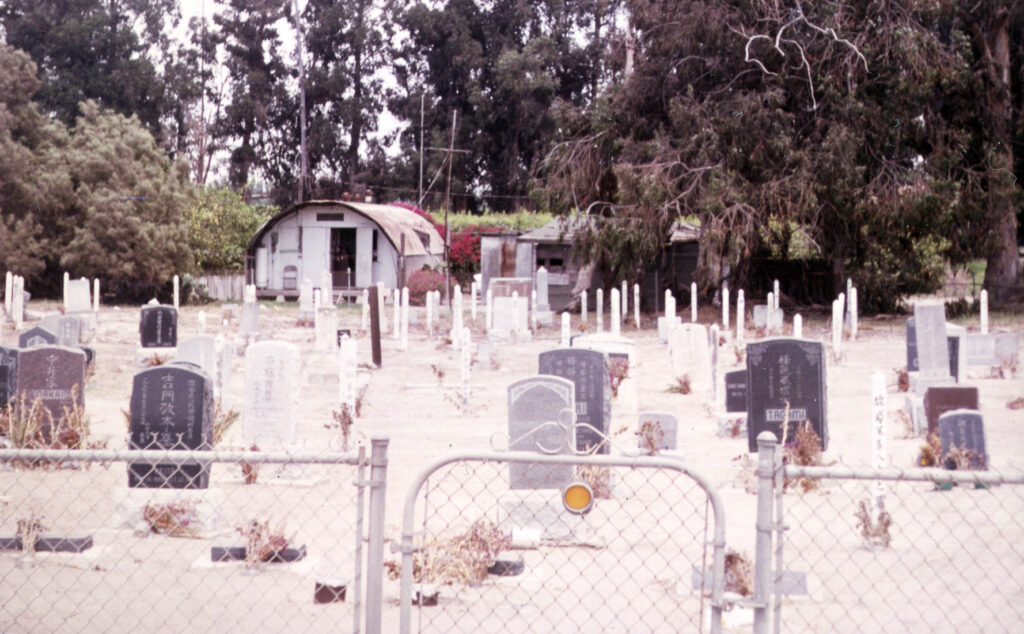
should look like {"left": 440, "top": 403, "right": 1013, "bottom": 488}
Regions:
{"left": 19, "top": 326, "right": 57, "bottom": 349}
{"left": 946, "top": 336, "right": 960, "bottom": 382}
{"left": 539, "top": 349, "right": 611, "bottom": 453}
{"left": 15, "top": 346, "right": 86, "bottom": 442}
{"left": 128, "top": 362, "right": 214, "bottom": 488}
{"left": 725, "top": 370, "right": 748, "bottom": 413}
{"left": 938, "top": 409, "right": 987, "bottom": 469}
{"left": 905, "top": 318, "right": 918, "bottom": 371}
{"left": 746, "top": 338, "right": 827, "bottom": 452}
{"left": 0, "top": 346, "right": 18, "bottom": 408}
{"left": 139, "top": 305, "right": 178, "bottom": 348}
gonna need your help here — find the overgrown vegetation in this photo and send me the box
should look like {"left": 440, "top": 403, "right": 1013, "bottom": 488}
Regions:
{"left": 783, "top": 421, "right": 823, "bottom": 493}
{"left": 855, "top": 500, "right": 893, "bottom": 550}
{"left": 142, "top": 500, "right": 200, "bottom": 538}
{"left": 637, "top": 420, "right": 664, "bottom": 456}
{"left": 383, "top": 519, "right": 510, "bottom": 585}
{"left": 238, "top": 519, "right": 291, "bottom": 568}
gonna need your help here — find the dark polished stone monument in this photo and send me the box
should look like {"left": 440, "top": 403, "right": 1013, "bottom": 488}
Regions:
{"left": 539, "top": 349, "right": 611, "bottom": 454}
{"left": 746, "top": 338, "right": 827, "bottom": 452}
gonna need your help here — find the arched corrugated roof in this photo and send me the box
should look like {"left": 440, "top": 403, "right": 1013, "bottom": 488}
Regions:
{"left": 246, "top": 200, "right": 444, "bottom": 257}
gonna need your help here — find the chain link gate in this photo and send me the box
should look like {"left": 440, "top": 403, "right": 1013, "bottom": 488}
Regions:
{"left": 753, "top": 434, "right": 1024, "bottom": 633}
{"left": 396, "top": 451, "right": 728, "bottom": 633}
{"left": 1, "top": 440, "right": 388, "bottom": 633}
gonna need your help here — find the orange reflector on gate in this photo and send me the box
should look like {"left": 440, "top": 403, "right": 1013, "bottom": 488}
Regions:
{"left": 562, "top": 481, "right": 594, "bottom": 515}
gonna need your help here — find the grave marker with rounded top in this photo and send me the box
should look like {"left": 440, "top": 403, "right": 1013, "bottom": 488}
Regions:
{"left": 745, "top": 338, "right": 827, "bottom": 452}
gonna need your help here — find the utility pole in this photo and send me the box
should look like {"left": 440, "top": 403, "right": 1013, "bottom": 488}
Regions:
{"left": 292, "top": 0, "right": 310, "bottom": 201}
{"left": 418, "top": 93, "right": 425, "bottom": 206}
{"left": 444, "top": 110, "right": 457, "bottom": 308}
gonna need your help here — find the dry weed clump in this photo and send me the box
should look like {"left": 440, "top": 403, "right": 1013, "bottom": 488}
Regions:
{"left": 1, "top": 388, "right": 103, "bottom": 466}
{"left": 855, "top": 499, "right": 893, "bottom": 549}
{"left": 894, "top": 367, "right": 909, "bottom": 392}
{"left": 212, "top": 400, "right": 239, "bottom": 446}
{"left": 328, "top": 405, "right": 355, "bottom": 450}
{"left": 918, "top": 433, "right": 942, "bottom": 467}
{"left": 17, "top": 512, "right": 45, "bottom": 555}
{"left": 1006, "top": 397, "right": 1024, "bottom": 410}
{"left": 609, "top": 358, "right": 629, "bottom": 398}
{"left": 723, "top": 549, "right": 754, "bottom": 596}
{"left": 576, "top": 464, "right": 613, "bottom": 499}
{"left": 384, "top": 520, "right": 510, "bottom": 585}
{"left": 637, "top": 420, "right": 664, "bottom": 456}
{"left": 238, "top": 519, "right": 291, "bottom": 567}
{"left": 240, "top": 445, "right": 260, "bottom": 484}
{"left": 666, "top": 375, "right": 691, "bottom": 395}
{"left": 142, "top": 500, "right": 201, "bottom": 538}
{"left": 783, "top": 421, "right": 822, "bottom": 492}
{"left": 944, "top": 447, "right": 985, "bottom": 470}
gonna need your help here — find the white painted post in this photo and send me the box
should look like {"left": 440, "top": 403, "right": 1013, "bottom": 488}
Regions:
{"left": 400, "top": 287, "right": 409, "bottom": 351}
{"left": 63, "top": 271, "right": 69, "bottom": 307}
{"left": 870, "top": 371, "right": 887, "bottom": 522}
{"left": 340, "top": 336, "right": 357, "bottom": 412}
{"left": 610, "top": 289, "right": 621, "bottom": 336}
{"left": 710, "top": 324, "right": 720, "bottom": 405}
{"left": 561, "top": 312, "right": 570, "bottom": 347}
{"left": 766, "top": 292, "right": 774, "bottom": 332}
{"left": 4, "top": 271, "right": 11, "bottom": 315}
{"left": 321, "top": 270, "right": 333, "bottom": 306}
{"left": 530, "top": 289, "right": 537, "bottom": 330}
{"left": 376, "top": 282, "right": 386, "bottom": 332}
{"left": 596, "top": 288, "right": 604, "bottom": 332}
{"left": 633, "top": 283, "right": 640, "bottom": 329}
{"left": 794, "top": 314, "right": 802, "bottom": 339}
{"left": 850, "top": 287, "right": 858, "bottom": 340}
{"left": 452, "top": 284, "right": 463, "bottom": 348}
{"left": 621, "top": 280, "right": 628, "bottom": 317}
{"left": 512, "top": 291, "right": 520, "bottom": 336}
{"left": 460, "top": 327, "right": 471, "bottom": 412}
{"left": 93, "top": 278, "right": 100, "bottom": 312}
{"left": 486, "top": 288, "right": 493, "bottom": 330}
{"left": 361, "top": 289, "right": 370, "bottom": 331}
{"left": 470, "top": 282, "right": 478, "bottom": 322}
{"left": 722, "top": 284, "right": 730, "bottom": 331}
{"left": 664, "top": 289, "right": 672, "bottom": 319}
{"left": 173, "top": 274, "right": 180, "bottom": 310}
{"left": 313, "top": 288, "right": 322, "bottom": 312}
{"left": 691, "top": 282, "right": 698, "bottom": 322}
{"left": 198, "top": 310, "right": 207, "bottom": 334}
{"left": 773, "top": 279, "right": 780, "bottom": 311}
{"left": 980, "top": 289, "right": 989, "bottom": 334}
{"left": 392, "top": 288, "right": 400, "bottom": 340}
{"left": 736, "top": 290, "right": 745, "bottom": 347}
{"left": 831, "top": 299, "right": 843, "bottom": 359}
{"left": 581, "top": 290, "right": 588, "bottom": 325}
{"left": 425, "top": 290, "right": 434, "bottom": 337}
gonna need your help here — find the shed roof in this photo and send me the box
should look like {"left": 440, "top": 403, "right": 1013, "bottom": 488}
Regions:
{"left": 518, "top": 216, "right": 700, "bottom": 244}
{"left": 247, "top": 200, "right": 444, "bottom": 257}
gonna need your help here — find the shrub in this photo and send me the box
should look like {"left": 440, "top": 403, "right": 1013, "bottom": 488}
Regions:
{"left": 407, "top": 268, "right": 446, "bottom": 306}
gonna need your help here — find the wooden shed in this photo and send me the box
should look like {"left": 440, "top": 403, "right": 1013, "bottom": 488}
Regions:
{"left": 245, "top": 200, "right": 444, "bottom": 298}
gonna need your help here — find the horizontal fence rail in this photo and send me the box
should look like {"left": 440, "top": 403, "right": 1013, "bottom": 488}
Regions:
{"left": 398, "top": 451, "right": 728, "bottom": 634}
{"left": 0, "top": 443, "right": 386, "bottom": 633}
{"left": 761, "top": 449, "right": 1024, "bottom": 633}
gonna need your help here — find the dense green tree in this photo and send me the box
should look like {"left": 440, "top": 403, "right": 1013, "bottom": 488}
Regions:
{"left": 186, "top": 186, "right": 273, "bottom": 272}
{"left": 0, "top": 0, "right": 177, "bottom": 140}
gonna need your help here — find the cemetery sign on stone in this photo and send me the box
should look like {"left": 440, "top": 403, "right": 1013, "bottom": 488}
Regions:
{"left": 746, "top": 338, "right": 827, "bottom": 452}
{"left": 128, "top": 362, "right": 214, "bottom": 488}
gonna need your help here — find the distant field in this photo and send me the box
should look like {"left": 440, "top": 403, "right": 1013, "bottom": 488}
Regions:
{"left": 424, "top": 209, "right": 553, "bottom": 232}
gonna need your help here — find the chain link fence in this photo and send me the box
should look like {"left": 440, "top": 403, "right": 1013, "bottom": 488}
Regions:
{"left": 754, "top": 436, "right": 1024, "bottom": 634}
{"left": 0, "top": 443, "right": 387, "bottom": 633}
{"left": 396, "top": 452, "right": 727, "bottom": 634}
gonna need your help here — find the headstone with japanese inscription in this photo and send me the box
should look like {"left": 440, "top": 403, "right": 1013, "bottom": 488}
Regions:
{"left": 139, "top": 304, "right": 178, "bottom": 348}
{"left": 243, "top": 341, "right": 302, "bottom": 448}
{"left": 0, "top": 346, "right": 18, "bottom": 408}
{"left": 938, "top": 409, "right": 987, "bottom": 470}
{"left": 539, "top": 349, "right": 611, "bottom": 454}
{"left": 724, "top": 369, "right": 748, "bottom": 413}
{"left": 19, "top": 325, "right": 57, "bottom": 349}
{"left": 56, "top": 315, "right": 82, "bottom": 347}
{"left": 507, "top": 375, "right": 575, "bottom": 489}
{"left": 924, "top": 386, "right": 978, "bottom": 436}
{"left": 15, "top": 346, "right": 86, "bottom": 443}
{"left": 128, "top": 362, "right": 214, "bottom": 488}
{"left": 746, "top": 338, "right": 827, "bottom": 452}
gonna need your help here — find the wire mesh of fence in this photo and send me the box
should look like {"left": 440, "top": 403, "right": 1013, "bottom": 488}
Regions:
{"left": 0, "top": 447, "right": 373, "bottom": 633}
{"left": 396, "top": 454, "right": 727, "bottom": 634}
{"left": 771, "top": 463, "right": 1024, "bottom": 634}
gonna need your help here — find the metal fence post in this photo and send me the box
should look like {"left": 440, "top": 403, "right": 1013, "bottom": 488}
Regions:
{"left": 754, "top": 431, "right": 779, "bottom": 634}
{"left": 364, "top": 435, "right": 389, "bottom": 634}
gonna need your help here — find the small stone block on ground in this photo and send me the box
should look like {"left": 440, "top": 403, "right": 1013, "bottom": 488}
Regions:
{"left": 210, "top": 544, "right": 307, "bottom": 563}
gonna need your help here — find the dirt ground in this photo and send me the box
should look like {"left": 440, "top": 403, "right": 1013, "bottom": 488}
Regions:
{"left": 1, "top": 296, "right": 1022, "bottom": 632}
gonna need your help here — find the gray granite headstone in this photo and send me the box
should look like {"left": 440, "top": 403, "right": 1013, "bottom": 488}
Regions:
{"left": 507, "top": 375, "right": 575, "bottom": 489}
{"left": 128, "top": 362, "right": 214, "bottom": 488}
{"left": 965, "top": 333, "right": 996, "bottom": 366}
{"left": 724, "top": 369, "right": 748, "bottom": 413}
{"left": 994, "top": 332, "right": 1019, "bottom": 367}
{"left": 913, "top": 304, "right": 949, "bottom": 381}
{"left": 0, "top": 346, "right": 18, "bottom": 408}
{"left": 64, "top": 278, "right": 92, "bottom": 313}
{"left": 746, "top": 338, "right": 827, "bottom": 452}
{"left": 57, "top": 315, "right": 82, "bottom": 347}
{"left": 938, "top": 409, "right": 987, "bottom": 469}
{"left": 139, "top": 305, "right": 178, "bottom": 348}
{"left": 15, "top": 346, "right": 86, "bottom": 443}
{"left": 19, "top": 325, "right": 57, "bottom": 349}
{"left": 539, "top": 349, "right": 611, "bottom": 453}
{"left": 175, "top": 337, "right": 218, "bottom": 386}
{"left": 637, "top": 412, "right": 678, "bottom": 451}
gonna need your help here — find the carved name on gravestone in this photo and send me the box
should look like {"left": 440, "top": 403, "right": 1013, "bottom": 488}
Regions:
{"left": 0, "top": 346, "right": 18, "bottom": 407}
{"left": 924, "top": 387, "right": 979, "bottom": 436}
{"left": 16, "top": 346, "right": 86, "bottom": 443}
{"left": 19, "top": 326, "right": 56, "bottom": 349}
{"left": 539, "top": 349, "right": 611, "bottom": 454}
{"left": 507, "top": 376, "right": 575, "bottom": 490}
{"left": 725, "top": 369, "right": 748, "bottom": 413}
{"left": 746, "top": 338, "right": 827, "bottom": 453}
{"left": 139, "top": 305, "right": 178, "bottom": 348}
{"left": 128, "top": 363, "right": 214, "bottom": 488}
{"left": 243, "top": 341, "right": 301, "bottom": 448}
{"left": 637, "top": 412, "right": 678, "bottom": 451}
{"left": 938, "top": 409, "right": 987, "bottom": 470}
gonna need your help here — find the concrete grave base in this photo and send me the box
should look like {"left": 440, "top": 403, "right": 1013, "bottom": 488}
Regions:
{"left": 498, "top": 490, "right": 602, "bottom": 546}
{"left": 113, "top": 487, "right": 224, "bottom": 537}
{"left": 134, "top": 346, "right": 177, "bottom": 368}
{"left": 716, "top": 414, "right": 748, "bottom": 439}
